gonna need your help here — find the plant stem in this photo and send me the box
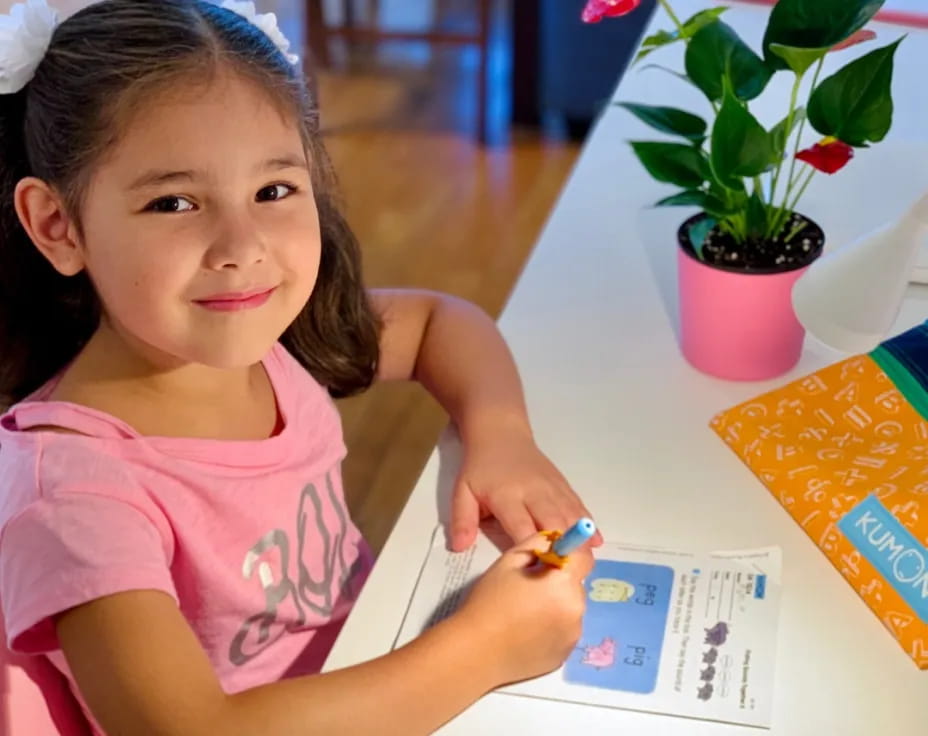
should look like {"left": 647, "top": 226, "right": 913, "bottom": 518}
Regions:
{"left": 776, "top": 57, "right": 824, "bottom": 225}
{"left": 786, "top": 168, "right": 816, "bottom": 225}
{"left": 654, "top": 2, "right": 723, "bottom": 119}
{"left": 772, "top": 167, "right": 816, "bottom": 243}
{"left": 786, "top": 161, "right": 807, "bottom": 191}
{"left": 732, "top": 211, "right": 747, "bottom": 243}
{"left": 657, "top": 0, "right": 686, "bottom": 37}
{"left": 768, "top": 167, "right": 807, "bottom": 239}
{"left": 767, "top": 70, "right": 804, "bottom": 222}
{"left": 767, "top": 192, "right": 793, "bottom": 243}
{"left": 782, "top": 219, "right": 807, "bottom": 244}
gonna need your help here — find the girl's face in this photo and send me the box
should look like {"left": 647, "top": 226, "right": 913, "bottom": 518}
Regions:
{"left": 76, "top": 71, "right": 320, "bottom": 369}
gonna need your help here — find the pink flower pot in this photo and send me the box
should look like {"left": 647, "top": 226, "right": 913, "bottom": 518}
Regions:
{"left": 677, "top": 214, "right": 824, "bottom": 382}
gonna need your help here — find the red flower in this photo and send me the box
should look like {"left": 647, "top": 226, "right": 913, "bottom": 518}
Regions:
{"left": 795, "top": 137, "right": 855, "bottom": 174}
{"left": 581, "top": 0, "right": 642, "bottom": 24}
{"left": 831, "top": 29, "right": 877, "bottom": 52}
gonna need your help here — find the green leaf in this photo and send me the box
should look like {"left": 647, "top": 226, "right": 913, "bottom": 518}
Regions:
{"left": 629, "top": 141, "right": 709, "bottom": 188}
{"left": 685, "top": 21, "right": 773, "bottom": 102}
{"left": 688, "top": 217, "right": 717, "bottom": 260}
{"left": 770, "top": 107, "right": 806, "bottom": 151}
{"left": 656, "top": 190, "right": 731, "bottom": 218}
{"left": 769, "top": 43, "right": 829, "bottom": 75}
{"left": 617, "top": 103, "right": 707, "bottom": 143}
{"left": 709, "top": 182, "right": 748, "bottom": 212}
{"left": 764, "top": 0, "right": 885, "bottom": 70}
{"left": 636, "top": 29, "right": 677, "bottom": 63}
{"left": 745, "top": 191, "right": 770, "bottom": 240}
{"left": 633, "top": 8, "right": 728, "bottom": 63}
{"left": 681, "top": 7, "right": 729, "bottom": 37}
{"left": 807, "top": 39, "right": 902, "bottom": 146}
{"left": 656, "top": 191, "right": 708, "bottom": 208}
{"left": 711, "top": 86, "right": 776, "bottom": 186}
{"left": 639, "top": 63, "right": 700, "bottom": 89}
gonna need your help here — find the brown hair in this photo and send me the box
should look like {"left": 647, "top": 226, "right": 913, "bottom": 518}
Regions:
{"left": 0, "top": 0, "right": 380, "bottom": 407}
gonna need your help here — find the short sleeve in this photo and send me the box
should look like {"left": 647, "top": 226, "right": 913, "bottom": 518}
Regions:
{"left": 0, "top": 493, "right": 178, "bottom": 654}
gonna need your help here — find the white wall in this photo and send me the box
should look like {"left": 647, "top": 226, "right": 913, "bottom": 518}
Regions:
{"left": 883, "top": 0, "right": 926, "bottom": 12}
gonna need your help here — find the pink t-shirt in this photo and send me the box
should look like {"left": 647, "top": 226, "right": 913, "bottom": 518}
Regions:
{"left": 0, "top": 343, "right": 373, "bottom": 734}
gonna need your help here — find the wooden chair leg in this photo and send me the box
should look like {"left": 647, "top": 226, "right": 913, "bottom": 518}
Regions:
{"left": 305, "top": 0, "right": 330, "bottom": 68}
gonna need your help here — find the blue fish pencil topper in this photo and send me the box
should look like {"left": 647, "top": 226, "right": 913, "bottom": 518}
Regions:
{"left": 553, "top": 518, "right": 597, "bottom": 556}
{"left": 534, "top": 517, "right": 597, "bottom": 568}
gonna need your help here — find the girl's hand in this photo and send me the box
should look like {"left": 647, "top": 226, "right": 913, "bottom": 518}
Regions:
{"left": 455, "top": 531, "right": 595, "bottom": 685}
{"left": 449, "top": 422, "right": 604, "bottom": 551}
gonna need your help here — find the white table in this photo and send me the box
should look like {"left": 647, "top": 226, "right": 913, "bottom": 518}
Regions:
{"left": 325, "top": 2, "right": 928, "bottom": 733}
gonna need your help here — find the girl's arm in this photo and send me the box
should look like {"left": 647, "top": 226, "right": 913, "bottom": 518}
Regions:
{"left": 371, "top": 289, "right": 531, "bottom": 446}
{"left": 56, "top": 591, "right": 488, "bottom": 735}
{"left": 370, "top": 289, "right": 602, "bottom": 551}
{"left": 57, "top": 533, "right": 593, "bottom": 735}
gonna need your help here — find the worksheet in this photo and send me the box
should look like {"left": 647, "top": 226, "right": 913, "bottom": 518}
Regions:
{"left": 395, "top": 526, "right": 782, "bottom": 728}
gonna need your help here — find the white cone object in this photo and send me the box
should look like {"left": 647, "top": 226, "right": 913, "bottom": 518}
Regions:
{"left": 792, "top": 188, "right": 928, "bottom": 353}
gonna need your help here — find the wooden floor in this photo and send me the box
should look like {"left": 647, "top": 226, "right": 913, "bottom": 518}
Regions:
{"left": 313, "top": 7, "right": 580, "bottom": 554}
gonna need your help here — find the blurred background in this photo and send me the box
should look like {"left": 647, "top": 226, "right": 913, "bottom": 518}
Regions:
{"left": 290, "top": 0, "right": 654, "bottom": 553}
{"left": 2, "top": 0, "right": 655, "bottom": 553}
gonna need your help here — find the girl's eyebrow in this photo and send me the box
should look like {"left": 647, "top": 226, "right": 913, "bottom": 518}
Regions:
{"left": 128, "top": 169, "right": 197, "bottom": 191}
{"left": 261, "top": 154, "right": 309, "bottom": 173}
{"left": 128, "top": 154, "right": 309, "bottom": 191}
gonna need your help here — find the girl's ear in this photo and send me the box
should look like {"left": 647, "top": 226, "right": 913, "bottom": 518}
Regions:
{"left": 14, "top": 177, "right": 85, "bottom": 277}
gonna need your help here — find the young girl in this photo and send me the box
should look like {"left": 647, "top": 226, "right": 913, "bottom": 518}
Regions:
{"left": 0, "top": 0, "right": 601, "bottom": 733}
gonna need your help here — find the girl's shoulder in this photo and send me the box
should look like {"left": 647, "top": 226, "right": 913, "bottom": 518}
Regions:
{"left": 0, "top": 400, "right": 158, "bottom": 527}
{"left": 0, "top": 342, "right": 342, "bottom": 518}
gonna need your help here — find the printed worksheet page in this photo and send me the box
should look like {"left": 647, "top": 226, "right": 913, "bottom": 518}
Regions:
{"left": 395, "top": 527, "right": 781, "bottom": 728}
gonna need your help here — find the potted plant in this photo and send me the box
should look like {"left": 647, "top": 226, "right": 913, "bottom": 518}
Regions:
{"left": 582, "top": 0, "right": 903, "bottom": 380}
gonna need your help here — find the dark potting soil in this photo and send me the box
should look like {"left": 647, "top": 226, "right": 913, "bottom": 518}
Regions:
{"left": 681, "top": 213, "right": 825, "bottom": 274}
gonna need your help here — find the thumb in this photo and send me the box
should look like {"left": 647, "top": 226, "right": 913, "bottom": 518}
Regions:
{"left": 450, "top": 482, "right": 480, "bottom": 551}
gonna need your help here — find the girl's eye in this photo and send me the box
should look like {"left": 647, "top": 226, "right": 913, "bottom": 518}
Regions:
{"left": 256, "top": 184, "right": 296, "bottom": 202}
{"left": 145, "top": 196, "right": 196, "bottom": 213}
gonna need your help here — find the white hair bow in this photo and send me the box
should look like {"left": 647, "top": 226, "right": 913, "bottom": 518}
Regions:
{"left": 0, "top": 0, "right": 58, "bottom": 95}
{"left": 220, "top": 1, "right": 300, "bottom": 66}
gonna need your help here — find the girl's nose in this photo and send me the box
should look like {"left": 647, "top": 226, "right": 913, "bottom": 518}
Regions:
{"left": 205, "top": 212, "right": 268, "bottom": 270}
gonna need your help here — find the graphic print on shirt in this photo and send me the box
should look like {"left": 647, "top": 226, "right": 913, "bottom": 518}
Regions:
{"left": 229, "top": 471, "right": 367, "bottom": 665}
